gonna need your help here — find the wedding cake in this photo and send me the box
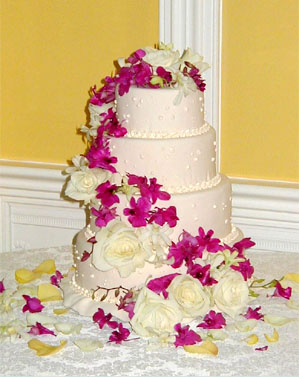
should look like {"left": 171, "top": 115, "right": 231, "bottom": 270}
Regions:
{"left": 62, "top": 44, "right": 255, "bottom": 338}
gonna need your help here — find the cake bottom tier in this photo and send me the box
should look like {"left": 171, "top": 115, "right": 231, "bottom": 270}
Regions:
{"left": 62, "top": 173, "right": 243, "bottom": 318}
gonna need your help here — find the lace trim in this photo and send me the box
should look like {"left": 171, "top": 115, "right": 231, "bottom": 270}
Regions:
{"left": 124, "top": 123, "right": 210, "bottom": 139}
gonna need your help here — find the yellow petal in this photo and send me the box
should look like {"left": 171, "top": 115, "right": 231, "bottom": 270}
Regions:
{"left": 264, "top": 314, "right": 296, "bottom": 327}
{"left": 234, "top": 319, "right": 257, "bottom": 332}
{"left": 28, "top": 339, "right": 67, "bottom": 357}
{"left": 37, "top": 284, "right": 63, "bottom": 302}
{"left": 53, "top": 308, "right": 69, "bottom": 315}
{"left": 184, "top": 340, "right": 218, "bottom": 356}
{"left": 286, "top": 299, "right": 299, "bottom": 310}
{"left": 15, "top": 269, "right": 40, "bottom": 284}
{"left": 243, "top": 334, "right": 259, "bottom": 345}
{"left": 73, "top": 338, "right": 103, "bottom": 352}
{"left": 283, "top": 273, "right": 299, "bottom": 283}
{"left": 33, "top": 259, "right": 56, "bottom": 275}
{"left": 264, "top": 328, "right": 279, "bottom": 343}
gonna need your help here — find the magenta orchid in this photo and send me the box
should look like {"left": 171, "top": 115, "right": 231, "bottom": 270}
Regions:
{"left": 0, "top": 279, "right": 5, "bottom": 293}
{"left": 196, "top": 227, "right": 223, "bottom": 254}
{"left": 28, "top": 322, "right": 56, "bottom": 336}
{"left": 117, "top": 291, "right": 135, "bottom": 319}
{"left": 123, "top": 197, "right": 151, "bottom": 227}
{"left": 231, "top": 259, "right": 254, "bottom": 281}
{"left": 101, "top": 108, "right": 127, "bottom": 138}
{"left": 243, "top": 306, "right": 264, "bottom": 321}
{"left": 93, "top": 308, "right": 118, "bottom": 330}
{"left": 140, "top": 177, "right": 171, "bottom": 204}
{"left": 147, "top": 273, "right": 180, "bottom": 299}
{"left": 187, "top": 263, "right": 217, "bottom": 286}
{"left": 86, "top": 144, "right": 117, "bottom": 173}
{"left": 197, "top": 310, "right": 226, "bottom": 329}
{"left": 90, "top": 77, "right": 117, "bottom": 106}
{"left": 95, "top": 181, "right": 120, "bottom": 207}
{"left": 108, "top": 323, "right": 130, "bottom": 344}
{"left": 174, "top": 323, "right": 202, "bottom": 347}
{"left": 80, "top": 250, "right": 91, "bottom": 262}
{"left": 22, "top": 295, "right": 44, "bottom": 313}
{"left": 148, "top": 206, "right": 179, "bottom": 228}
{"left": 50, "top": 270, "right": 63, "bottom": 288}
{"left": 91, "top": 206, "right": 117, "bottom": 227}
{"left": 273, "top": 282, "right": 292, "bottom": 300}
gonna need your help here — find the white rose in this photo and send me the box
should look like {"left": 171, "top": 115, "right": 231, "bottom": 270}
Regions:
{"left": 167, "top": 275, "right": 210, "bottom": 320}
{"left": 130, "top": 287, "right": 182, "bottom": 337}
{"left": 180, "top": 48, "right": 210, "bottom": 73}
{"left": 65, "top": 168, "right": 110, "bottom": 204}
{"left": 92, "top": 220, "right": 148, "bottom": 278}
{"left": 143, "top": 46, "right": 180, "bottom": 68}
{"left": 213, "top": 270, "right": 249, "bottom": 318}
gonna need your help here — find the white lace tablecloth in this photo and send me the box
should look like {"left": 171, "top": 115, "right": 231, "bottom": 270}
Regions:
{"left": 0, "top": 246, "right": 298, "bottom": 377}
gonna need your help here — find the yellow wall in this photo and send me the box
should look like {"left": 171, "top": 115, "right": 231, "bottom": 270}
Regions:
{"left": 0, "top": 0, "right": 159, "bottom": 164}
{"left": 221, "top": 0, "right": 299, "bottom": 182}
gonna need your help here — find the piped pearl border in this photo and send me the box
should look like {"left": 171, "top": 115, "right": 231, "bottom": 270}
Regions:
{"left": 164, "top": 174, "right": 221, "bottom": 194}
{"left": 124, "top": 123, "right": 210, "bottom": 139}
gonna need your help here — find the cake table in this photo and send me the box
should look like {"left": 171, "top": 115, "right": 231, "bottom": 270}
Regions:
{"left": 0, "top": 246, "right": 298, "bottom": 377}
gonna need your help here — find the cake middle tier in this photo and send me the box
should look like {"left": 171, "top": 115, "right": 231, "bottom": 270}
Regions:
{"left": 109, "top": 125, "right": 217, "bottom": 192}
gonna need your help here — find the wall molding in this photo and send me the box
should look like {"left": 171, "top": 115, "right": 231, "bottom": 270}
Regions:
{"left": 0, "top": 163, "right": 298, "bottom": 253}
{"left": 159, "top": 0, "right": 222, "bottom": 169}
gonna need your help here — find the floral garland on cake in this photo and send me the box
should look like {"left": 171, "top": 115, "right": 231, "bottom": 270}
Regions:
{"left": 1, "top": 45, "right": 296, "bottom": 356}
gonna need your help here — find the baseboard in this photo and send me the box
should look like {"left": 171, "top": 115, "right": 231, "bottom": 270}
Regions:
{"left": 0, "top": 163, "right": 298, "bottom": 253}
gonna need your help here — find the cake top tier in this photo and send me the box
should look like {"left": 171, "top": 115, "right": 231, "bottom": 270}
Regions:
{"left": 89, "top": 43, "right": 209, "bottom": 110}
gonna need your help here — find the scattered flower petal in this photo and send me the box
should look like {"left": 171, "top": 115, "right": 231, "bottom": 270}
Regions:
{"left": 15, "top": 269, "right": 40, "bottom": 284}
{"left": 234, "top": 319, "right": 257, "bottom": 332}
{"left": 73, "top": 338, "right": 104, "bottom": 352}
{"left": 283, "top": 273, "right": 299, "bottom": 283}
{"left": 37, "top": 284, "right": 63, "bottom": 302}
{"left": 54, "top": 323, "right": 82, "bottom": 335}
{"left": 28, "top": 339, "right": 67, "bottom": 356}
{"left": 183, "top": 339, "right": 218, "bottom": 356}
{"left": 33, "top": 260, "right": 56, "bottom": 275}
{"left": 243, "top": 334, "right": 259, "bottom": 345}
{"left": 286, "top": 299, "right": 299, "bottom": 310}
{"left": 243, "top": 306, "right": 264, "bottom": 320}
{"left": 255, "top": 345, "right": 268, "bottom": 351}
{"left": 22, "top": 295, "right": 44, "bottom": 313}
{"left": 28, "top": 322, "right": 56, "bottom": 336}
{"left": 197, "top": 310, "right": 226, "bottom": 329}
{"left": 0, "top": 279, "right": 5, "bottom": 293}
{"left": 207, "top": 329, "right": 228, "bottom": 341}
{"left": 264, "top": 328, "right": 279, "bottom": 343}
{"left": 273, "top": 282, "right": 292, "bottom": 300}
{"left": 264, "top": 314, "right": 296, "bottom": 327}
{"left": 26, "top": 313, "right": 58, "bottom": 326}
{"left": 53, "top": 308, "right": 69, "bottom": 315}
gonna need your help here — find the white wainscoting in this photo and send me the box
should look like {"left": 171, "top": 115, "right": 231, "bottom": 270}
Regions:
{"left": 0, "top": 164, "right": 298, "bottom": 253}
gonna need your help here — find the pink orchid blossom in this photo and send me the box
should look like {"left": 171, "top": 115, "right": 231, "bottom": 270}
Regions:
{"left": 133, "top": 61, "right": 153, "bottom": 87}
{"left": 86, "top": 144, "right": 117, "bottom": 173}
{"left": 140, "top": 177, "right": 171, "bottom": 204}
{"left": 22, "top": 295, "right": 44, "bottom": 313}
{"left": 91, "top": 206, "right": 117, "bottom": 227}
{"left": 148, "top": 206, "right": 179, "bottom": 228}
{"left": 0, "top": 279, "right": 5, "bottom": 293}
{"left": 123, "top": 197, "right": 151, "bottom": 227}
{"left": 147, "top": 273, "right": 180, "bottom": 299}
{"left": 167, "top": 231, "right": 203, "bottom": 268}
{"left": 90, "top": 77, "right": 117, "bottom": 106}
{"left": 197, "top": 310, "right": 226, "bottom": 329}
{"left": 196, "top": 227, "right": 223, "bottom": 254}
{"left": 50, "top": 270, "right": 63, "bottom": 288}
{"left": 95, "top": 181, "right": 120, "bottom": 208}
{"left": 117, "top": 291, "right": 135, "bottom": 319}
{"left": 231, "top": 259, "right": 254, "bottom": 281}
{"left": 232, "top": 237, "right": 256, "bottom": 257}
{"left": 93, "top": 308, "right": 118, "bottom": 330}
{"left": 101, "top": 108, "right": 127, "bottom": 138}
{"left": 187, "top": 263, "right": 217, "bottom": 286}
{"left": 156, "top": 66, "right": 172, "bottom": 83}
{"left": 255, "top": 346, "right": 268, "bottom": 352}
{"left": 127, "top": 173, "right": 147, "bottom": 188}
{"left": 80, "top": 250, "right": 91, "bottom": 262}
{"left": 127, "top": 49, "right": 146, "bottom": 64}
{"left": 174, "top": 323, "right": 202, "bottom": 347}
{"left": 243, "top": 306, "right": 264, "bottom": 321}
{"left": 109, "top": 323, "right": 130, "bottom": 344}
{"left": 28, "top": 322, "right": 56, "bottom": 336}
{"left": 273, "top": 282, "right": 292, "bottom": 300}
